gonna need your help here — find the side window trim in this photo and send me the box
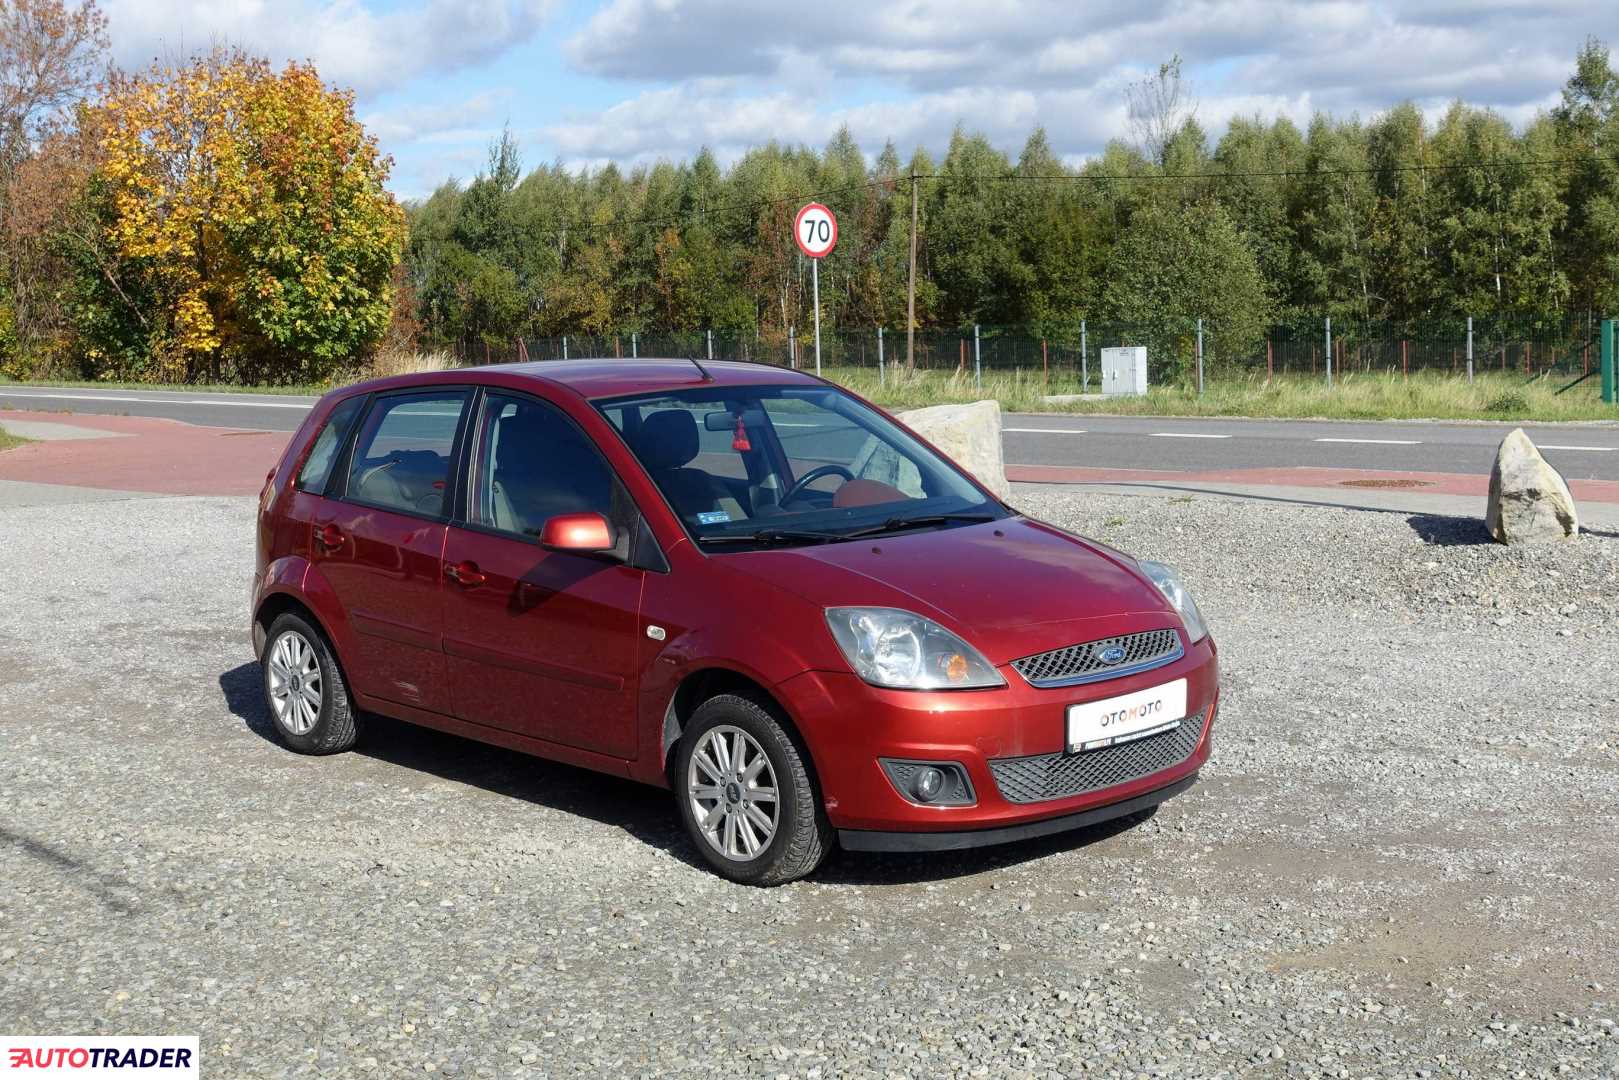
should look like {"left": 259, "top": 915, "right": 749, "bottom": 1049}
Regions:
{"left": 330, "top": 387, "right": 474, "bottom": 523}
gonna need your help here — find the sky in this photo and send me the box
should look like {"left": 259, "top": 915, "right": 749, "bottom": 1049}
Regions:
{"left": 97, "top": 0, "right": 1619, "bottom": 200}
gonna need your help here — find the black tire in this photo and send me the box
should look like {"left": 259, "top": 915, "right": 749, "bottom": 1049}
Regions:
{"left": 261, "top": 612, "right": 359, "bottom": 755}
{"left": 673, "top": 693, "right": 832, "bottom": 886}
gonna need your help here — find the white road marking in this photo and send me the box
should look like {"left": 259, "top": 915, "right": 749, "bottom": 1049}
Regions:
{"left": 1314, "top": 437, "right": 1422, "bottom": 445}
{"left": 1148, "top": 432, "right": 1231, "bottom": 439}
{"left": 1004, "top": 427, "right": 1086, "bottom": 434}
{"left": 0, "top": 390, "right": 310, "bottom": 409}
{"left": 1537, "top": 444, "right": 1615, "bottom": 452}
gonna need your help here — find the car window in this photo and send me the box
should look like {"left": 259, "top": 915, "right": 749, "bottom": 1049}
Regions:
{"left": 761, "top": 397, "right": 925, "bottom": 498}
{"left": 470, "top": 392, "right": 616, "bottom": 538}
{"left": 295, "top": 395, "right": 364, "bottom": 494}
{"left": 345, "top": 391, "right": 467, "bottom": 517}
{"left": 597, "top": 385, "right": 998, "bottom": 547}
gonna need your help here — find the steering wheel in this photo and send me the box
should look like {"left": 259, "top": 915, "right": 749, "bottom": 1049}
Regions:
{"left": 780, "top": 463, "right": 856, "bottom": 506}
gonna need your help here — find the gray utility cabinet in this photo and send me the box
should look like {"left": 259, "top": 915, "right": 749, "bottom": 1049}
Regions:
{"left": 1100, "top": 346, "right": 1148, "bottom": 396}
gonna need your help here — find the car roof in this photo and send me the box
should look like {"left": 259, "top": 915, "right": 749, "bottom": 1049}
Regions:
{"left": 335, "top": 358, "right": 826, "bottom": 403}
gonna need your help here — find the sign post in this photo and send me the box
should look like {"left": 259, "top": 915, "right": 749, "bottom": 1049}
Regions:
{"left": 794, "top": 203, "right": 838, "bottom": 375}
{"left": 1603, "top": 318, "right": 1616, "bottom": 404}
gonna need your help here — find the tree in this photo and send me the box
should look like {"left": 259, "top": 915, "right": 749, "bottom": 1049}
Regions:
{"left": 1126, "top": 55, "right": 1197, "bottom": 167}
{"left": 0, "top": 0, "right": 106, "bottom": 373}
{"left": 72, "top": 49, "right": 404, "bottom": 382}
{"left": 1553, "top": 38, "right": 1619, "bottom": 315}
{"left": 1101, "top": 201, "right": 1271, "bottom": 381}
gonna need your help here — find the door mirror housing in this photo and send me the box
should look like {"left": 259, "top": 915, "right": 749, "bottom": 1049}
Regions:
{"left": 539, "top": 512, "right": 616, "bottom": 553}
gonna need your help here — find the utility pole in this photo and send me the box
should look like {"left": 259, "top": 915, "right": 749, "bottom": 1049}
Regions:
{"left": 906, "top": 174, "right": 918, "bottom": 370}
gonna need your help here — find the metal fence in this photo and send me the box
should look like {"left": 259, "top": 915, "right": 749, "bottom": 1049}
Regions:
{"left": 450, "top": 313, "right": 1611, "bottom": 389}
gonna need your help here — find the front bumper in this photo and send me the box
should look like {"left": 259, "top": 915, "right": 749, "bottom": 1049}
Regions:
{"left": 775, "top": 634, "right": 1217, "bottom": 842}
{"left": 839, "top": 772, "right": 1197, "bottom": 852}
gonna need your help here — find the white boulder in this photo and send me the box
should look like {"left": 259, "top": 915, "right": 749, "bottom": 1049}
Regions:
{"left": 1486, "top": 428, "right": 1579, "bottom": 543}
{"left": 896, "top": 400, "right": 1010, "bottom": 501}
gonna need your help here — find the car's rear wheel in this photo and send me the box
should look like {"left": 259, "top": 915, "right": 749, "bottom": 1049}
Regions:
{"left": 674, "top": 693, "right": 832, "bottom": 886}
{"left": 262, "top": 612, "right": 358, "bottom": 755}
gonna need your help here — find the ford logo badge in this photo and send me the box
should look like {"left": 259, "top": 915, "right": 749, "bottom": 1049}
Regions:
{"left": 1097, "top": 644, "right": 1127, "bottom": 666}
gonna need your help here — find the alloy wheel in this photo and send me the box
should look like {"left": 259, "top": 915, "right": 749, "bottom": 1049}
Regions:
{"left": 267, "top": 630, "right": 324, "bottom": 736}
{"left": 686, "top": 725, "right": 781, "bottom": 861}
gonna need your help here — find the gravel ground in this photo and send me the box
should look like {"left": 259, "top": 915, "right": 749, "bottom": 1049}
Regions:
{"left": 2, "top": 488, "right": 1618, "bottom": 1079}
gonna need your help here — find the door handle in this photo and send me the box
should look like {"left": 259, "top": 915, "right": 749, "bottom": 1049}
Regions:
{"left": 315, "top": 523, "right": 346, "bottom": 550}
{"left": 446, "top": 560, "right": 487, "bottom": 587}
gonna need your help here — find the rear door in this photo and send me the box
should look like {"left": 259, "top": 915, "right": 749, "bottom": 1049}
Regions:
{"left": 309, "top": 388, "right": 470, "bottom": 714}
{"left": 440, "top": 389, "right": 646, "bottom": 760}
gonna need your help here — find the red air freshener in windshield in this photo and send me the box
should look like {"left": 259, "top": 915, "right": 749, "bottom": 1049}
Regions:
{"left": 731, "top": 416, "right": 752, "bottom": 452}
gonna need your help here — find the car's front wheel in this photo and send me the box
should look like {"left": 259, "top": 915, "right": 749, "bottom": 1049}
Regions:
{"left": 674, "top": 693, "right": 832, "bottom": 885}
{"left": 262, "top": 612, "right": 358, "bottom": 755}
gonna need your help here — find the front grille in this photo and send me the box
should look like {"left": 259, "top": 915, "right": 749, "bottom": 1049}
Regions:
{"left": 1011, "top": 628, "right": 1182, "bottom": 687}
{"left": 988, "top": 709, "right": 1207, "bottom": 804}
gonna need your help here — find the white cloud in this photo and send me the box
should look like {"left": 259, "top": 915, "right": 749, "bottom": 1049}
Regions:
{"left": 552, "top": 0, "right": 1618, "bottom": 165}
{"left": 101, "top": 0, "right": 560, "bottom": 99}
{"left": 362, "top": 91, "right": 513, "bottom": 145}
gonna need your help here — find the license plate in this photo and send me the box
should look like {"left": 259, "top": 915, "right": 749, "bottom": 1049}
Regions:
{"left": 1066, "top": 679, "right": 1187, "bottom": 753}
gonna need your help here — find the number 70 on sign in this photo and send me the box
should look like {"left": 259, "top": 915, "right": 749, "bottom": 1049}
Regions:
{"left": 794, "top": 203, "right": 837, "bottom": 259}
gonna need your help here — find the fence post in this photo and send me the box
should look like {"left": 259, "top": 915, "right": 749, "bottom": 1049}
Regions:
{"left": 1267, "top": 338, "right": 1273, "bottom": 380}
{"left": 562, "top": 335, "right": 568, "bottom": 361}
{"left": 878, "top": 326, "right": 885, "bottom": 389}
{"left": 1080, "top": 319, "right": 1088, "bottom": 393}
{"left": 1466, "top": 317, "right": 1474, "bottom": 382}
{"left": 789, "top": 325, "right": 795, "bottom": 369}
{"left": 1602, "top": 319, "right": 1615, "bottom": 404}
{"left": 973, "top": 324, "right": 982, "bottom": 390}
{"left": 631, "top": 332, "right": 638, "bottom": 359}
{"left": 706, "top": 329, "right": 713, "bottom": 360}
{"left": 1325, "top": 317, "right": 1333, "bottom": 388}
{"left": 1196, "top": 317, "right": 1204, "bottom": 395}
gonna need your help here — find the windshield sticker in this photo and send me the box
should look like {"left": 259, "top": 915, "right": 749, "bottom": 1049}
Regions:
{"left": 696, "top": 510, "right": 732, "bottom": 525}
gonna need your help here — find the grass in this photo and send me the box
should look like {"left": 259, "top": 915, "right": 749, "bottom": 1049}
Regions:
{"left": 830, "top": 367, "right": 1619, "bottom": 422}
{"left": 0, "top": 424, "right": 33, "bottom": 452}
{"left": 4, "top": 356, "right": 1615, "bottom": 423}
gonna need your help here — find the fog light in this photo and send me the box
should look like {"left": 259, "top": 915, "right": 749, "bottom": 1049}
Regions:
{"left": 912, "top": 766, "right": 945, "bottom": 803}
{"left": 879, "top": 758, "right": 976, "bottom": 807}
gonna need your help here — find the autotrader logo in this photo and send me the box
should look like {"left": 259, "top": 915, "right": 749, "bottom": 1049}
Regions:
{"left": 1, "top": 1037, "right": 198, "bottom": 1078}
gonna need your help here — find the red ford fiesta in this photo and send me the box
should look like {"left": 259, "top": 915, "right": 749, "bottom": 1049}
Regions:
{"left": 251, "top": 359, "right": 1218, "bottom": 884}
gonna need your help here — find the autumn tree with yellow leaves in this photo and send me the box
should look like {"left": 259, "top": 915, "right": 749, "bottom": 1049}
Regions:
{"left": 70, "top": 50, "right": 404, "bottom": 383}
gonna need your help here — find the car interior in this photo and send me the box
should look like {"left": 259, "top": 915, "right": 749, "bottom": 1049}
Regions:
{"left": 603, "top": 396, "right": 925, "bottom": 530}
{"left": 481, "top": 398, "right": 617, "bottom": 536}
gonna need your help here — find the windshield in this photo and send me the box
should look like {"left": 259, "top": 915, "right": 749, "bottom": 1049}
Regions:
{"left": 596, "top": 384, "right": 1004, "bottom": 549}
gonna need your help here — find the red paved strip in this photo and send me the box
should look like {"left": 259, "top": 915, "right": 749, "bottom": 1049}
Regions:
{"left": 1006, "top": 463, "right": 1619, "bottom": 505}
{"left": 0, "top": 410, "right": 288, "bottom": 495}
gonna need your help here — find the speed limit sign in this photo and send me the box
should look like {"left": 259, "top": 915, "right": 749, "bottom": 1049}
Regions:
{"left": 794, "top": 203, "right": 837, "bottom": 259}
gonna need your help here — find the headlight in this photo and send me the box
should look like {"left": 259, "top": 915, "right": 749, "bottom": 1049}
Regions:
{"left": 825, "top": 607, "right": 1004, "bottom": 690}
{"left": 1138, "top": 560, "right": 1208, "bottom": 644}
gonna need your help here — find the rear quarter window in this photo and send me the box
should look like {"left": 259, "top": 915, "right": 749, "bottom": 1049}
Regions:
{"left": 295, "top": 396, "right": 364, "bottom": 495}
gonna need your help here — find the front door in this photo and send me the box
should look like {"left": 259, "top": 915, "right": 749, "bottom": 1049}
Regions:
{"left": 441, "top": 390, "right": 645, "bottom": 760}
{"left": 309, "top": 388, "right": 469, "bottom": 714}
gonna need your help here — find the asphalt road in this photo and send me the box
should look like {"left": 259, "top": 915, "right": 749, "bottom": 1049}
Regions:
{"left": 4, "top": 384, "right": 1618, "bottom": 480}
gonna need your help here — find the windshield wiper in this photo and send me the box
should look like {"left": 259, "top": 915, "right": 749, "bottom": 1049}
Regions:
{"left": 699, "top": 527, "right": 847, "bottom": 547}
{"left": 845, "top": 512, "right": 998, "bottom": 539}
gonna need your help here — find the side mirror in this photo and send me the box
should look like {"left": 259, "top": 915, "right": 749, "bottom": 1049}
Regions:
{"left": 539, "top": 512, "right": 616, "bottom": 553}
